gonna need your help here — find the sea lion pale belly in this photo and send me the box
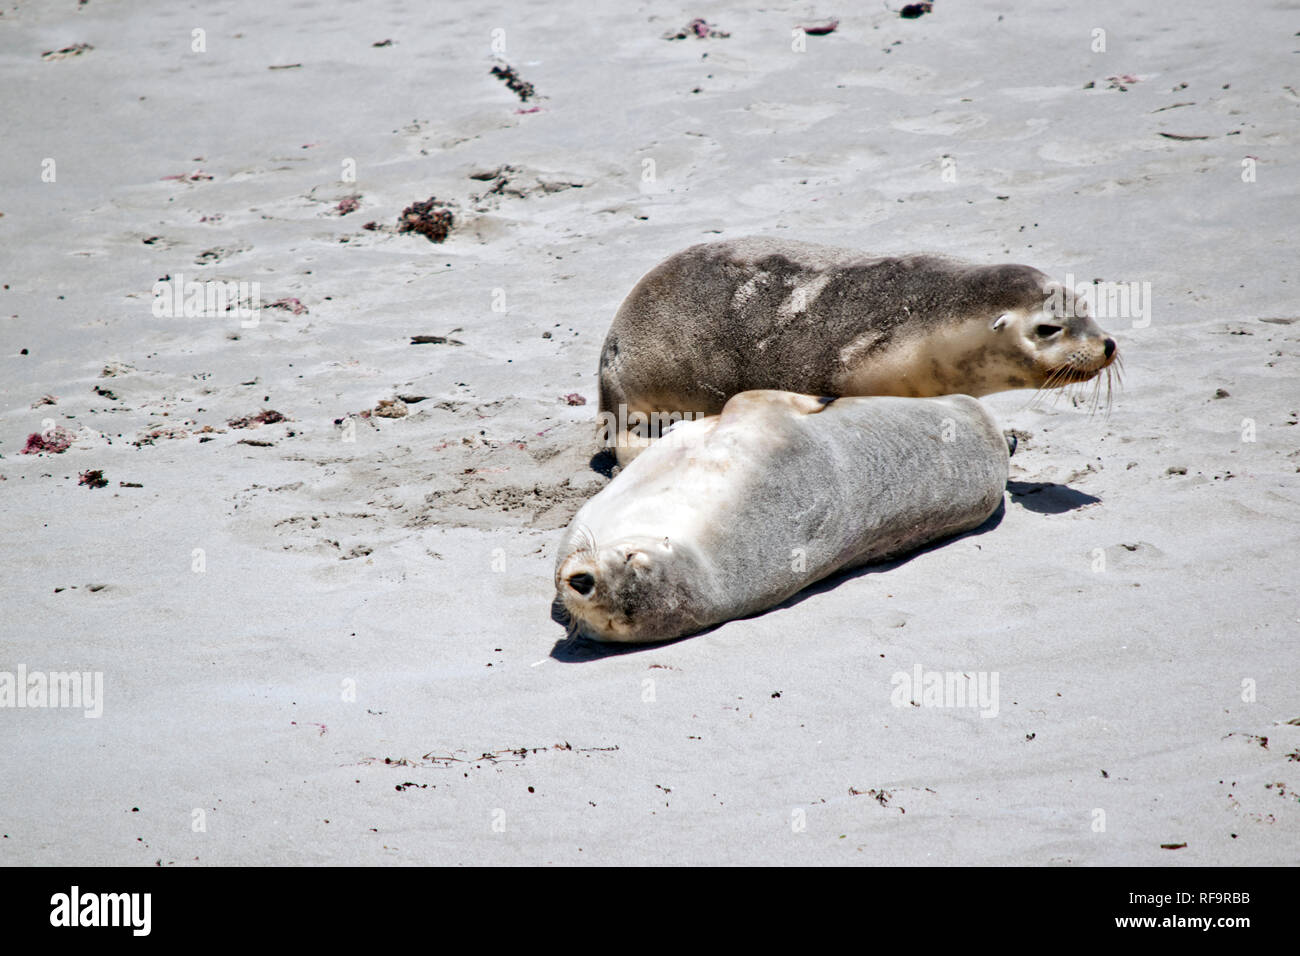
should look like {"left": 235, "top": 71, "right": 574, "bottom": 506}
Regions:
{"left": 556, "top": 391, "right": 1009, "bottom": 644}
{"left": 598, "top": 237, "right": 1118, "bottom": 464}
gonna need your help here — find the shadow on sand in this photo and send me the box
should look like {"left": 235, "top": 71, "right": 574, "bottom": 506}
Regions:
{"left": 1005, "top": 480, "right": 1100, "bottom": 514}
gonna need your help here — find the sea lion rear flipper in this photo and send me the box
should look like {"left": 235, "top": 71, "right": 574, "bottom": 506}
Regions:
{"left": 723, "top": 390, "right": 835, "bottom": 418}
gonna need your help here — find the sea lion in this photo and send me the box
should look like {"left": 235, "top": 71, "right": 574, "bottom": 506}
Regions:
{"left": 556, "top": 390, "right": 1009, "bottom": 643}
{"left": 597, "top": 237, "right": 1118, "bottom": 463}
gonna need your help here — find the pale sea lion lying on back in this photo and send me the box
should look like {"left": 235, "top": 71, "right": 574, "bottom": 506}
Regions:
{"left": 556, "top": 390, "right": 1010, "bottom": 644}
{"left": 597, "top": 237, "right": 1119, "bottom": 464}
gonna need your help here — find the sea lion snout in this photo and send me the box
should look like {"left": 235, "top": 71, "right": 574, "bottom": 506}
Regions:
{"left": 567, "top": 571, "right": 596, "bottom": 596}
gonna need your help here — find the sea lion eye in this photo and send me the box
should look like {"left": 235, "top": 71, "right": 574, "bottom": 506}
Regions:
{"left": 1035, "top": 324, "right": 1063, "bottom": 338}
{"left": 624, "top": 550, "right": 651, "bottom": 570}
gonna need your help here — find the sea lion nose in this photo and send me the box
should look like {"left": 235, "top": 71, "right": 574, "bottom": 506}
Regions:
{"left": 1103, "top": 338, "right": 1116, "bottom": 359}
{"left": 567, "top": 572, "right": 596, "bottom": 597}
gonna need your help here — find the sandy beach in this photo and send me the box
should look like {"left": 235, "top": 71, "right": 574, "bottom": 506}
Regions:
{"left": 1, "top": 0, "right": 1297, "bottom": 865}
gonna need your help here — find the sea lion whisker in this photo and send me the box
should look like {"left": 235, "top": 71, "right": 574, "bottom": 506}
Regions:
{"left": 1027, "top": 366, "right": 1060, "bottom": 410}
{"left": 579, "top": 524, "right": 599, "bottom": 559}
{"left": 558, "top": 527, "right": 601, "bottom": 578}
{"left": 1032, "top": 364, "right": 1072, "bottom": 409}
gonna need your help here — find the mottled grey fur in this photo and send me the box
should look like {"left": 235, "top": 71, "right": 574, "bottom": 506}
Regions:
{"left": 598, "top": 236, "right": 1083, "bottom": 418}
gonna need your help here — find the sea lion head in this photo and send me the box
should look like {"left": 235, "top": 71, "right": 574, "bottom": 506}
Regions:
{"left": 836, "top": 261, "right": 1122, "bottom": 402}
{"left": 989, "top": 270, "right": 1119, "bottom": 391}
{"left": 972, "top": 265, "right": 1123, "bottom": 403}
{"left": 554, "top": 532, "right": 707, "bottom": 643}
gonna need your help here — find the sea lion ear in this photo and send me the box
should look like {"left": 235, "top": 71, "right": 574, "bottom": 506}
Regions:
{"left": 662, "top": 537, "right": 671, "bottom": 550}
{"left": 991, "top": 313, "right": 1010, "bottom": 331}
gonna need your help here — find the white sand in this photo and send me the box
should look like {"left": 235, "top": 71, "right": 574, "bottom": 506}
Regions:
{"left": 1, "top": 0, "right": 1296, "bottom": 865}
